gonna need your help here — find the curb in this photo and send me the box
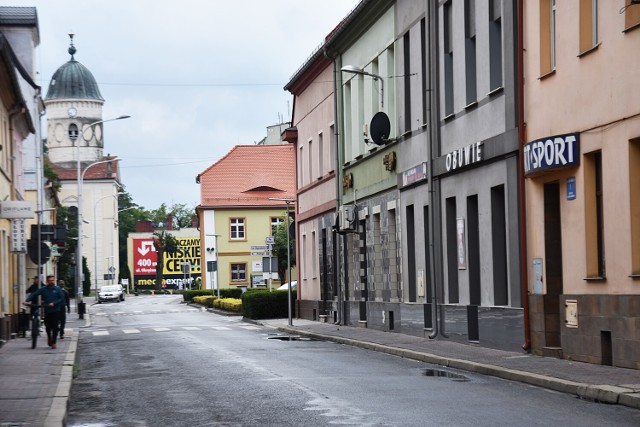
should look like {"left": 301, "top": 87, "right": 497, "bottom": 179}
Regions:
{"left": 273, "top": 325, "right": 640, "bottom": 410}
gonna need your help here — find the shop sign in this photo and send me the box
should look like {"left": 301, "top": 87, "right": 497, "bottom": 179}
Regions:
{"left": 524, "top": 133, "right": 580, "bottom": 175}
{"left": 402, "top": 163, "right": 427, "bottom": 187}
{"left": 445, "top": 142, "right": 483, "bottom": 172}
{"left": 0, "top": 201, "right": 34, "bottom": 219}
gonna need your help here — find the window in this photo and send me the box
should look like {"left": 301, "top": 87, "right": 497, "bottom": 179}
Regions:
{"left": 579, "top": 0, "right": 598, "bottom": 54}
{"left": 229, "top": 218, "right": 245, "bottom": 240}
{"left": 630, "top": 139, "right": 640, "bottom": 275}
{"left": 308, "top": 139, "right": 313, "bottom": 183}
{"left": 489, "top": 0, "right": 503, "bottom": 91}
{"left": 443, "top": 0, "right": 454, "bottom": 116}
{"left": 299, "top": 145, "right": 304, "bottom": 186}
{"left": 318, "top": 132, "right": 324, "bottom": 179}
{"left": 312, "top": 231, "right": 317, "bottom": 278}
{"left": 585, "top": 151, "right": 605, "bottom": 278}
{"left": 302, "top": 234, "right": 307, "bottom": 279}
{"left": 68, "top": 123, "right": 79, "bottom": 141}
{"left": 540, "top": 0, "right": 556, "bottom": 76}
{"left": 404, "top": 31, "right": 412, "bottom": 132}
{"left": 421, "top": 18, "right": 427, "bottom": 125}
{"left": 465, "top": 0, "right": 477, "bottom": 104}
{"left": 271, "top": 217, "right": 284, "bottom": 236}
{"left": 625, "top": 2, "right": 640, "bottom": 31}
{"left": 329, "top": 124, "right": 336, "bottom": 172}
{"left": 231, "top": 263, "right": 246, "bottom": 282}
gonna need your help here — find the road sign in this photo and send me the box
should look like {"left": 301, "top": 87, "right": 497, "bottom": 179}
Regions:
{"left": 265, "top": 236, "right": 274, "bottom": 245}
{"left": 109, "top": 266, "right": 116, "bottom": 273}
{"left": 250, "top": 245, "right": 268, "bottom": 251}
{"left": 251, "top": 251, "right": 271, "bottom": 257}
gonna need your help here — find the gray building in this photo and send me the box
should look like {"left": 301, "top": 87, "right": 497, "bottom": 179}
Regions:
{"left": 432, "top": 0, "right": 523, "bottom": 351}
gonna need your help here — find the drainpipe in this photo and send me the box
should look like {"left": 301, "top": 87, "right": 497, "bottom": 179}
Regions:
{"left": 517, "top": 0, "right": 531, "bottom": 351}
{"left": 427, "top": 0, "right": 442, "bottom": 339}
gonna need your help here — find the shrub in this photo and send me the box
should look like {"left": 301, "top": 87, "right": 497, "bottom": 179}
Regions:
{"left": 183, "top": 288, "right": 243, "bottom": 302}
{"left": 213, "top": 298, "right": 242, "bottom": 313}
{"left": 192, "top": 295, "right": 216, "bottom": 307}
{"left": 241, "top": 290, "right": 296, "bottom": 319}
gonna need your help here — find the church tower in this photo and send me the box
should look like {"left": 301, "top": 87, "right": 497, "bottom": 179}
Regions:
{"left": 44, "top": 34, "right": 106, "bottom": 165}
{"left": 44, "top": 34, "right": 122, "bottom": 296}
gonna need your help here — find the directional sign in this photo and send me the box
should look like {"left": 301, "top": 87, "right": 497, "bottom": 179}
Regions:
{"left": 251, "top": 251, "right": 271, "bottom": 257}
{"left": 251, "top": 245, "right": 268, "bottom": 251}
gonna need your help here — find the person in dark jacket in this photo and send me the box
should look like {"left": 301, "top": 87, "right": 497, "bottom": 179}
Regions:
{"left": 26, "top": 275, "right": 41, "bottom": 316}
{"left": 57, "top": 280, "right": 71, "bottom": 339}
{"left": 25, "top": 275, "right": 64, "bottom": 349}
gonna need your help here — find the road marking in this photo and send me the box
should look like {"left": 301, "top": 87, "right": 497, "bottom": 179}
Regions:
{"left": 133, "top": 311, "right": 143, "bottom": 313}
{"left": 153, "top": 327, "right": 171, "bottom": 332}
{"left": 211, "top": 326, "right": 231, "bottom": 331}
{"left": 239, "top": 326, "right": 261, "bottom": 330}
{"left": 93, "top": 331, "right": 109, "bottom": 336}
{"left": 114, "top": 312, "right": 125, "bottom": 315}
{"left": 182, "top": 326, "right": 201, "bottom": 330}
{"left": 123, "top": 329, "right": 141, "bottom": 334}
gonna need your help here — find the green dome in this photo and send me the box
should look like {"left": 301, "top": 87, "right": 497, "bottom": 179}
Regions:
{"left": 45, "top": 58, "right": 103, "bottom": 101}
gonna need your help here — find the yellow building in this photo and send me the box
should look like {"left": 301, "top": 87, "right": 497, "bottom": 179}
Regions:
{"left": 197, "top": 145, "right": 296, "bottom": 292}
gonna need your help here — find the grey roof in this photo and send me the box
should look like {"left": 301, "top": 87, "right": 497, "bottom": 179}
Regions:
{"left": 45, "top": 59, "right": 104, "bottom": 101}
{"left": 0, "top": 7, "right": 40, "bottom": 44}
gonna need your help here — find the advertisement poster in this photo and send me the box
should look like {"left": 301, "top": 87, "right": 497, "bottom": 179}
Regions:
{"left": 133, "top": 237, "right": 201, "bottom": 289}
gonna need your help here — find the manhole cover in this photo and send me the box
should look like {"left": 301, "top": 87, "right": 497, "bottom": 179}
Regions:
{"left": 267, "top": 335, "right": 316, "bottom": 341}
{"left": 423, "top": 368, "right": 469, "bottom": 382}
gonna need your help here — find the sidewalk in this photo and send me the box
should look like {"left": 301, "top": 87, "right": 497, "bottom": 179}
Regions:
{"left": 0, "top": 301, "right": 84, "bottom": 427}
{"left": 257, "top": 318, "right": 640, "bottom": 410}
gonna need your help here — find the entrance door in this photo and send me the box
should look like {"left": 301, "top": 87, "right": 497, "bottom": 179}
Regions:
{"left": 543, "top": 182, "right": 564, "bottom": 348}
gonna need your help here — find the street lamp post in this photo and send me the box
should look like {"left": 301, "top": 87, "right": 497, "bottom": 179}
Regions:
{"left": 269, "top": 197, "right": 295, "bottom": 326}
{"left": 341, "top": 65, "right": 384, "bottom": 108}
{"left": 93, "top": 192, "right": 123, "bottom": 300}
{"left": 71, "top": 115, "right": 130, "bottom": 317}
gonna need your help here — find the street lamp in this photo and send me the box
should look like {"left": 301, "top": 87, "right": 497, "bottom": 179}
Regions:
{"left": 341, "top": 65, "right": 384, "bottom": 108}
{"left": 71, "top": 115, "right": 130, "bottom": 317}
{"left": 93, "top": 192, "right": 123, "bottom": 300}
{"left": 269, "top": 197, "right": 295, "bottom": 326}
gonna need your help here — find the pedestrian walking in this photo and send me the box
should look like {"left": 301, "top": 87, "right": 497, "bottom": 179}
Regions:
{"left": 58, "top": 280, "right": 71, "bottom": 339}
{"left": 24, "top": 275, "right": 64, "bottom": 349}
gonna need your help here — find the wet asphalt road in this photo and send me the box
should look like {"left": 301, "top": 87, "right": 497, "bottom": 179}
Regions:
{"left": 67, "top": 295, "right": 640, "bottom": 426}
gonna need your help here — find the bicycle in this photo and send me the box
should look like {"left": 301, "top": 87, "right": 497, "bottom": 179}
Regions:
{"left": 24, "top": 304, "right": 43, "bottom": 349}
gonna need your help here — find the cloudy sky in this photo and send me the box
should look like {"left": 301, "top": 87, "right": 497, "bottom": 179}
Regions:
{"left": 6, "top": 0, "right": 360, "bottom": 210}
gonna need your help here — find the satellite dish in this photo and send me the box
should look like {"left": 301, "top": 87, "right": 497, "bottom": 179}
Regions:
{"left": 370, "top": 112, "right": 390, "bottom": 145}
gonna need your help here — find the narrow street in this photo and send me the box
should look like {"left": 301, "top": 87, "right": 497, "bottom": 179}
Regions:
{"left": 67, "top": 295, "right": 640, "bottom": 426}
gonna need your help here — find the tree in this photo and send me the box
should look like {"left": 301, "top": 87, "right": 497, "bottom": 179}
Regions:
{"left": 273, "top": 215, "right": 296, "bottom": 284}
{"left": 152, "top": 230, "right": 178, "bottom": 290}
{"left": 148, "top": 202, "right": 195, "bottom": 228}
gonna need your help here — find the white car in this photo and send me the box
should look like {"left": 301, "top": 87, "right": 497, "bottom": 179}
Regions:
{"left": 98, "top": 285, "right": 125, "bottom": 303}
{"left": 276, "top": 281, "right": 297, "bottom": 291}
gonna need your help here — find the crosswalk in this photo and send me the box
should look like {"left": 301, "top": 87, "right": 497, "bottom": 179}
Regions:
{"left": 91, "top": 308, "right": 202, "bottom": 317}
{"left": 85, "top": 323, "right": 263, "bottom": 337}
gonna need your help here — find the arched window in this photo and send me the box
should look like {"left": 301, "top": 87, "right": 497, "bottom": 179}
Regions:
{"left": 68, "top": 123, "right": 79, "bottom": 141}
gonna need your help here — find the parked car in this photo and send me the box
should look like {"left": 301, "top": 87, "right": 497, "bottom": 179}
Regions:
{"left": 98, "top": 284, "right": 125, "bottom": 303}
{"left": 276, "top": 281, "right": 297, "bottom": 291}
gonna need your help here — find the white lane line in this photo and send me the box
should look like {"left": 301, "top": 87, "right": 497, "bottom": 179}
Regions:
{"left": 239, "top": 326, "right": 261, "bottom": 330}
{"left": 182, "top": 327, "right": 201, "bottom": 331}
{"left": 123, "top": 329, "right": 141, "bottom": 334}
{"left": 153, "top": 327, "right": 171, "bottom": 332}
{"left": 93, "top": 331, "right": 109, "bottom": 336}
{"left": 211, "top": 326, "right": 231, "bottom": 331}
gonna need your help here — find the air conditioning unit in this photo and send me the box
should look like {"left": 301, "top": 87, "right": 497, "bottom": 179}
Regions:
{"left": 339, "top": 205, "right": 356, "bottom": 231}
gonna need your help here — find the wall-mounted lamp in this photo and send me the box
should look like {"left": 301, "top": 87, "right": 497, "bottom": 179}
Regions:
{"left": 341, "top": 65, "right": 384, "bottom": 108}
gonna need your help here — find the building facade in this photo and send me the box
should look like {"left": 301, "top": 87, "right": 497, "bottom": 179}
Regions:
{"left": 197, "top": 145, "right": 296, "bottom": 292}
{"left": 524, "top": 1, "right": 640, "bottom": 367}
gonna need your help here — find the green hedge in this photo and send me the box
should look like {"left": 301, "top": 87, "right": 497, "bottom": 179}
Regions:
{"left": 183, "top": 288, "right": 243, "bottom": 302}
{"left": 241, "top": 290, "right": 296, "bottom": 319}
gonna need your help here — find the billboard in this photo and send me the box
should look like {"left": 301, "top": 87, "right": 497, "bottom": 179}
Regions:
{"left": 133, "top": 237, "right": 201, "bottom": 289}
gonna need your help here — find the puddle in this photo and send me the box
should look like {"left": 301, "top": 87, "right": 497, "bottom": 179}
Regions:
{"left": 423, "top": 368, "right": 469, "bottom": 382}
{"left": 267, "top": 335, "right": 317, "bottom": 341}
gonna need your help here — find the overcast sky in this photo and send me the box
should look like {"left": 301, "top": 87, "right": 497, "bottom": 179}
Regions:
{"left": 6, "top": 0, "right": 360, "bottom": 210}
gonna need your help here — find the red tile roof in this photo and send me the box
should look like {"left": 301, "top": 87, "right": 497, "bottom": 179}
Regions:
{"left": 199, "top": 145, "right": 295, "bottom": 207}
{"left": 49, "top": 156, "right": 120, "bottom": 182}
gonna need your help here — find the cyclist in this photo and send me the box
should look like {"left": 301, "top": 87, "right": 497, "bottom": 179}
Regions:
{"left": 24, "top": 275, "right": 64, "bottom": 349}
